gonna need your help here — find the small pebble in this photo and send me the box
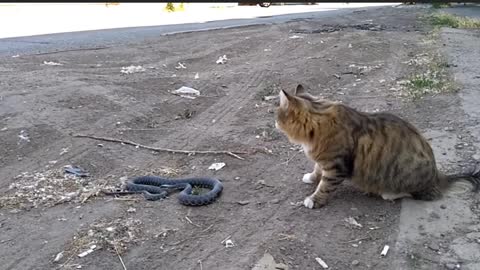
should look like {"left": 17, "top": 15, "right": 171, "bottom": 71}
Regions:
{"left": 445, "top": 263, "right": 457, "bottom": 270}
{"left": 352, "top": 260, "right": 359, "bottom": 266}
{"left": 237, "top": 200, "right": 250, "bottom": 205}
{"left": 440, "top": 204, "right": 447, "bottom": 209}
{"left": 270, "top": 199, "right": 280, "bottom": 204}
{"left": 428, "top": 242, "right": 440, "bottom": 251}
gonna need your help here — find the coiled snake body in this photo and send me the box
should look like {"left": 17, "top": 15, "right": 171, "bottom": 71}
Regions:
{"left": 109, "top": 176, "right": 223, "bottom": 206}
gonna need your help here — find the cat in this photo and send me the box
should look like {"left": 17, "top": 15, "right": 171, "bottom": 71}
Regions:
{"left": 275, "top": 84, "right": 480, "bottom": 209}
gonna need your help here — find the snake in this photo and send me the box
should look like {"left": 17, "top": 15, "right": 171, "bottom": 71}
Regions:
{"left": 103, "top": 176, "right": 223, "bottom": 206}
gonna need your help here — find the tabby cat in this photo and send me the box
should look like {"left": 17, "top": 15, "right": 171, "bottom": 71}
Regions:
{"left": 275, "top": 84, "right": 480, "bottom": 209}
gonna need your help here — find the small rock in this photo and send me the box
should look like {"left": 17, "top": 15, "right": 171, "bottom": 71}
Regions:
{"left": 352, "top": 260, "right": 359, "bottom": 266}
{"left": 428, "top": 242, "right": 440, "bottom": 251}
{"left": 237, "top": 200, "right": 250, "bottom": 205}
{"left": 445, "top": 263, "right": 457, "bottom": 270}
{"left": 429, "top": 212, "right": 440, "bottom": 219}
{"left": 473, "top": 154, "right": 480, "bottom": 161}
{"left": 270, "top": 199, "right": 280, "bottom": 204}
{"left": 444, "top": 127, "right": 454, "bottom": 131}
{"left": 53, "top": 251, "right": 64, "bottom": 263}
{"left": 440, "top": 204, "right": 447, "bottom": 209}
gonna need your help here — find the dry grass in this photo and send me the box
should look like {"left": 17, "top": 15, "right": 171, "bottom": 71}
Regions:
{"left": 429, "top": 12, "right": 480, "bottom": 28}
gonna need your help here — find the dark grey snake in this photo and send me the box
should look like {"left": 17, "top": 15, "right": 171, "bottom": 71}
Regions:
{"left": 103, "top": 176, "right": 223, "bottom": 206}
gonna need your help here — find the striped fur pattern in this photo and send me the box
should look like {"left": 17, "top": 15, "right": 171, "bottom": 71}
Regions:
{"left": 275, "top": 84, "right": 480, "bottom": 209}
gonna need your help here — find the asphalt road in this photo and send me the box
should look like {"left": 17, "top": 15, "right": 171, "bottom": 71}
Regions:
{"left": 0, "top": 5, "right": 386, "bottom": 57}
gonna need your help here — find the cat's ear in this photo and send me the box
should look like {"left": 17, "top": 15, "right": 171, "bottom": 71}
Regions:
{"left": 279, "top": 89, "right": 291, "bottom": 108}
{"left": 294, "top": 84, "right": 306, "bottom": 95}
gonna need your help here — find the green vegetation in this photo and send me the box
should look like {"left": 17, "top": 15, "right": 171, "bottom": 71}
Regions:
{"left": 164, "top": 3, "right": 185, "bottom": 13}
{"left": 403, "top": 54, "right": 456, "bottom": 100}
{"left": 431, "top": 1, "right": 451, "bottom": 9}
{"left": 429, "top": 12, "right": 480, "bottom": 28}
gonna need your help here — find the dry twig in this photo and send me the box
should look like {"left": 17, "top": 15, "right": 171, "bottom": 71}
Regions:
{"left": 33, "top": 47, "right": 109, "bottom": 56}
{"left": 73, "top": 134, "right": 246, "bottom": 160}
{"left": 185, "top": 216, "right": 200, "bottom": 227}
{"left": 113, "top": 242, "right": 127, "bottom": 270}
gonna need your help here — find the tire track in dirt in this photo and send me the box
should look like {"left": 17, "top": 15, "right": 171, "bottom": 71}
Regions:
{"left": 160, "top": 70, "right": 268, "bottom": 148}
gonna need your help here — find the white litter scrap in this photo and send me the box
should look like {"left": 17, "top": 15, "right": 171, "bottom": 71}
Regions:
{"left": 315, "top": 257, "right": 329, "bottom": 269}
{"left": 120, "top": 65, "right": 145, "bottom": 74}
{"left": 381, "top": 245, "right": 390, "bottom": 257}
{"left": 194, "top": 72, "right": 199, "bottom": 79}
{"left": 53, "top": 251, "right": 64, "bottom": 262}
{"left": 175, "top": 62, "right": 187, "bottom": 69}
{"left": 171, "top": 86, "right": 200, "bottom": 99}
{"left": 78, "top": 245, "right": 97, "bottom": 258}
{"left": 289, "top": 35, "right": 304, "bottom": 39}
{"left": 42, "top": 61, "right": 63, "bottom": 66}
{"left": 225, "top": 239, "right": 234, "bottom": 248}
{"left": 18, "top": 130, "right": 30, "bottom": 143}
{"left": 208, "top": 162, "right": 226, "bottom": 171}
{"left": 345, "top": 216, "right": 363, "bottom": 228}
{"left": 216, "top": 55, "right": 228, "bottom": 64}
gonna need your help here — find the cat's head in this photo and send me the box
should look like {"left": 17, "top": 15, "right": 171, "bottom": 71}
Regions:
{"left": 275, "top": 84, "right": 333, "bottom": 144}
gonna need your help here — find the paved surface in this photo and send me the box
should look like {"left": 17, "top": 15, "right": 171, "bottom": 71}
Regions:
{"left": 393, "top": 6, "right": 480, "bottom": 269}
{"left": 0, "top": 3, "right": 396, "bottom": 57}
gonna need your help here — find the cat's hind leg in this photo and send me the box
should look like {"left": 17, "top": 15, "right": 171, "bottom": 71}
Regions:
{"left": 302, "top": 163, "right": 322, "bottom": 184}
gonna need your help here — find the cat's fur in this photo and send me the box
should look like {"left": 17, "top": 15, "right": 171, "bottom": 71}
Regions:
{"left": 275, "top": 84, "right": 480, "bottom": 209}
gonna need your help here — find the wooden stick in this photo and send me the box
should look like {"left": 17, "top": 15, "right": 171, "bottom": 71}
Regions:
{"left": 33, "top": 47, "right": 109, "bottom": 56}
{"left": 73, "top": 134, "right": 246, "bottom": 160}
{"left": 113, "top": 243, "right": 127, "bottom": 270}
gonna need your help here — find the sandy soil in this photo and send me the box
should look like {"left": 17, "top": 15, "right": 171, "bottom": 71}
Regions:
{"left": 0, "top": 5, "right": 477, "bottom": 270}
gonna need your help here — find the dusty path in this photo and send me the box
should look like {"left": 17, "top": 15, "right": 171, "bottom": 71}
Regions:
{"left": 0, "top": 5, "right": 478, "bottom": 270}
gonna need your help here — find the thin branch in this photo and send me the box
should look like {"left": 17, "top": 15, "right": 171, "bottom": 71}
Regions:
{"left": 33, "top": 47, "right": 109, "bottom": 56}
{"left": 185, "top": 216, "right": 200, "bottom": 227}
{"left": 113, "top": 242, "right": 127, "bottom": 270}
{"left": 282, "top": 150, "right": 300, "bottom": 165}
{"left": 73, "top": 134, "right": 246, "bottom": 160}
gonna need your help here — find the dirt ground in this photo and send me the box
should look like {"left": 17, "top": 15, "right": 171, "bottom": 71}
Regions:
{"left": 0, "top": 5, "right": 478, "bottom": 270}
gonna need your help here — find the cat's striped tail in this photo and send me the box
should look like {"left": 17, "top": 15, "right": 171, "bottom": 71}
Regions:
{"left": 445, "top": 166, "right": 480, "bottom": 192}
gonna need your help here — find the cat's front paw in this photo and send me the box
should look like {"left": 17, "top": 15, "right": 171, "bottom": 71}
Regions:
{"left": 302, "top": 173, "right": 314, "bottom": 184}
{"left": 303, "top": 196, "right": 327, "bottom": 209}
{"left": 303, "top": 196, "right": 315, "bottom": 209}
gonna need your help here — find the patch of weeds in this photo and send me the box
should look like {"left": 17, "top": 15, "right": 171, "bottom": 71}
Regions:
{"left": 401, "top": 53, "right": 457, "bottom": 100}
{"left": 59, "top": 218, "right": 143, "bottom": 268}
{"left": 164, "top": 3, "right": 185, "bottom": 12}
{"left": 431, "top": 1, "right": 451, "bottom": 9}
{"left": 429, "top": 12, "right": 480, "bottom": 28}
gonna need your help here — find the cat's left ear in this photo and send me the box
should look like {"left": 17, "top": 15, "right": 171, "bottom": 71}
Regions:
{"left": 294, "top": 84, "right": 306, "bottom": 95}
{"left": 279, "top": 89, "right": 291, "bottom": 108}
